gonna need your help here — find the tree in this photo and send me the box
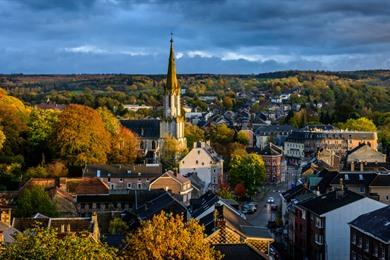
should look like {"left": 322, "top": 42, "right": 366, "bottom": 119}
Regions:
{"left": 109, "top": 217, "right": 129, "bottom": 235}
{"left": 236, "top": 130, "right": 250, "bottom": 145}
{"left": 109, "top": 127, "right": 139, "bottom": 164}
{"left": 222, "top": 96, "right": 234, "bottom": 110}
{"left": 0, "top": 227, "right": 116, "bottom": 259}
{"left": 217, "top": 186, "right": 234, "bottom": 200}
{"left": 210, "top": 124, "right": 234, "bottom": 145}
{"left": 339, "top": 117, "right": 377, "bottom": 132}
{"left": 123, "top": 212, "right": 221, "bottom": 260}
{"left": 184, "top": 122, "right": 205, "bottom": 149}
{"left": 24, "top": 165, "right": 48, "bottom": 180}
{"left": 28, "top": 108, "right": 60, "bottom": 147}
{"left": 46, "top": 160, "right": 68, "bottom": 177}
{"left": 0, "top": 129, "right": 5, "bottom": 151}
{"left": 229, "top": 153, "right": 266, "bottom": 197}
{"left": 15, "top": 186, "right": 58, "bottom": 217}
{"left": 52, "top": 104, "right": 111, "bottom": 166}
{"left": 97, "top": 107, "right": 120, "bottom": 136}
{"left": 234, "top": 183, "right": 246, "bottom": 198}
{"left": 27, "top": 108, "right": 60, "bottom": 164}
{"left": 161, "top": 135, "right": 186, "bottom": 171}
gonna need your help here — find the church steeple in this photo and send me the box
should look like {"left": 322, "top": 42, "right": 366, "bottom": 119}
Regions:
{"left": 166, "top": 34, "right": 180, "bottom": 96}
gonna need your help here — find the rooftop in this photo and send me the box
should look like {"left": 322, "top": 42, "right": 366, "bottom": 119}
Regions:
{"left": 369, "top": 174, "right": 390, "bottom": 187}
{"left": 120, "top": 119, "right": 160, "bottom": 139}
{"left": 214, "top": 244, "right": 267, "bottom": 260}
{"left": 298, "top": 189, "right": 365, "bottom": 216}
{"left": 349, "top": 205, "right": 390, "bottom": 243}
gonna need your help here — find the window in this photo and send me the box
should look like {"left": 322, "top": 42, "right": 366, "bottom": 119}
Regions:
{"left": 196, "top": 160, "right": 198, "bottom": 164}
{"left": 352, "top": 232, "right": 356, "bottom": 245}
{"left": 119, "top": 178, "right": 123, "bottom": 182}
{"left": 357, "top": 237, "right": 362, "bottom": 248}
{"left": 315, "top": 233, "right": 323, "bottom": 245}
{"left": 386, "top": 195, "right": 389, "bottom": 201}
{"left": 315, "top": 217, "right": 323, "bottom": 228}
{"left": 202, "top": 162, "right": 204, "bottom": 166}
{"left": 374, "top": 244, "right": 378, "bottom": 257}
{"left": 107, "top": 177, "right": 111, "bottom": 182}
{"left": 360, "top": 186, "right": 365, "bottom": 193}
{"left": 197, "top": 150, "right": 200, "bottom": 154}
{"left": 380, "top": 246, "right": 385, "bottom": 260}
{"left": 127, "top": 183, "right": 131, "bottom": 189}
{"left": 364, "top": 239, "right": 369, "bottom": 252}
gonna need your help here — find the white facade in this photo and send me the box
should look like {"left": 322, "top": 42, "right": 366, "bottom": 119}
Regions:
{"left": 179, "top": 142, "right": 223, "bottom": 193}
{"left": 323, "top": 198, "right": 385, "bottom": 260}
{"left": 284, "top": 141, "right": 305, "bottom": 159}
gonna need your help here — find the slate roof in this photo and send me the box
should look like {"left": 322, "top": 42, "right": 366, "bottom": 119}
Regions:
{"left": 330, "top": 172, "right": 378, "bottom": 186}
{"left": 83, "top": 164, "right": 162, "bottom": 179}
{"left": 349, "top": 205, "right": 390, "bottom": 243}
{"left": 135, "top": 192, "right": 188, "bottom": 220}
{"left": 76, "top": 189, "right": 165, "bottom": 204}
{"left": 298, "top": 190, "right": 365, "bottom": 216}
{"left": 254, "top": 124, "right": 295, "bottom": 135}
{"left": 120, "top": 119, "right": 160, "bottom": 139}
{"left": 190, "top": 191, "right": 219, "bottom": 218}
{"left": 281, "top": 184, "right": 305, "bottom": 202}
{"left": 316, "top": 169, "right": 339, "bottom": 194}
{"left": 12, "top": 217, "right": 93, "bottom": 233}
{"left": 369, "top": 174, "right": 390, "bottom": 186}
{"left": 214, "top": 244, "right": 267, "bottom": 260}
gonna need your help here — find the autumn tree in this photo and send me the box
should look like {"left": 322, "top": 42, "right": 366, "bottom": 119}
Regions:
{"left": 0, "top": 129, "right": 5, "bottom": 151}
{"left": 222, "top": 96, "right": 234, "bottom": 110}
{"left": 339, "top": 117, "right": 377, "bottom": 132}
{"left": 123, "top": 212, "right": 221, "bottom": 260}
{"left": 52, "top": 104, "right": 111, "bottom": 166}
{"left": 236, "top": 130, "right": 250, "bottom": 145}
{"left": 184, "top": 122, "right": 205, "bottom": 149}
{"left": 0, "top": 227, "right": 116, "bottom": 259}
{"left": 161, "top": 135, "right": 186, "bottom": 171}
{"left": 229, "top": 153, "right": 266, "bottom": 197}
{"left": 109, "top": 127, "right": 139, "bottom": 164}
{"left": 15, "top": 186, "right": 58, "bottom": 217}
{"left": 210, "top": 124, "right": 234, "bottom": 145}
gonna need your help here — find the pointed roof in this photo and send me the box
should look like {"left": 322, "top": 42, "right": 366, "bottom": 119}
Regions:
{"left": 165, "top": 35, "right": 180, "bottom": 95}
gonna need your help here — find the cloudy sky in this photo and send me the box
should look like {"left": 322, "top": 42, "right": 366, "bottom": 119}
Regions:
{"left": 1, "top": 0, "right": 390, "bottom": 74}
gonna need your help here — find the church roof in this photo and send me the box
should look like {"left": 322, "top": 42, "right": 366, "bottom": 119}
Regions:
{"left": 165, "top": 35, "right": 180, "bottom": 96}
{"left": 120, "top": 119, "right": 160, "bottom": 139}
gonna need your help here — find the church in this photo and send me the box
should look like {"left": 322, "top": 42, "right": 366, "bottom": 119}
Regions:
{"left": 121, "top": 37, "right": 186, "bottom": 162}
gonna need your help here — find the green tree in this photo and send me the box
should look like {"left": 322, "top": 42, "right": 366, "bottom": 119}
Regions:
{"left": 109, "top": 217, "right": 129, "bottom": 235}
{"left": 123, "top": 212, "right": 221, "bottom": 260}
{"left": 28, "top": 108, "right": 60, "bottom": 147}
{"left": 97, "top": 107, "right": 120, "bottom": 136}
{"left": 0, "top": 227, "right": 116, "bottom": 259}
{"left": 339, "top": 117, "right": 377, "bottom": 132}
{"left": 52, "top": 104, "right": 111, "bottom": 166}
{"left": 161, "top": 135, "right": 186, "bottom": 171}
{"left": 184, "top": 122, "right": 205, "bottom": 149}
{"left": 15, "top": 186, "right": 58, "bottom": 217}
{"left": 210, "top": 124, "right": 234, "bottom": 145}
{"left": 229, "top": 153, "right": 266, "bottom": 197}
{"left": 217, "top": 186, "right": 235, "bottom": 200}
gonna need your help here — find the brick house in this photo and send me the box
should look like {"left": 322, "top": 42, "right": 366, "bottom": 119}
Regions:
{"left": 149, "top": 171, "right": 193, "bottom": 205}
{"left": 260, "top": 143, "right": 286, "bottom": 183}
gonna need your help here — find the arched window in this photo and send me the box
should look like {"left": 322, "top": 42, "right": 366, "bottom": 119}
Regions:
{"left": 152, "top": 140, "right": 156, "bottom": 149}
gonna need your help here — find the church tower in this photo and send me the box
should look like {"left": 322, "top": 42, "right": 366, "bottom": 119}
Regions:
{"left": 160, "top": 35, "right": 186, "bottom": 147}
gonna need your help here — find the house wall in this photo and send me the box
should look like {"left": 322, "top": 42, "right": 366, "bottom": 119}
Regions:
{"left": 324, "top": 198, "right": 385, "bottom": 260}
{"left": 284, "top": 141, "right": 305, "bottom": 159}
{"left": 179, "top": 148, "right": 223, "bottom": 192}
{"left": 369, "top": 186, "right": 390, "bottom": 204}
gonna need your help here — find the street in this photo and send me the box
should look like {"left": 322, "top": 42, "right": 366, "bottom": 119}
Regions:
{"left": 246, "top": 184, "right": 284, "bottom": 227}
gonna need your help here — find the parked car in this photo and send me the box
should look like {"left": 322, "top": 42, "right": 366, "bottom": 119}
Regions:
{"left": 267, "top": 197, "right": 275, "bottom": 204}
{"left": 241, "top": 203, "right": 256, "bottom": 214}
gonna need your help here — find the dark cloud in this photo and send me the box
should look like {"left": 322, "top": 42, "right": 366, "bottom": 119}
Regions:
{"left": 0, "top": 0, "right": 389, "bottom": 73}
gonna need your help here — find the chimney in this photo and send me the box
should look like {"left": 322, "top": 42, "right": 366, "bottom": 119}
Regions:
{"left": 61, "top": 224, "right": 65, "bottom": 233}
{"left": 360, "top": 161, "right": 364, "bottom": 172}
{"left": 316, "top": 187, "right": 321, "bottom": 196}
{"left": 214, "top": 203, "right": 226, "bottom": 242}
{"left": 91, "top": 212, "right": 100, "bottom": 241}
{"left": 67, "top": 223, "right": 71, "bottom": 232}
{"left": 336, "top": 178, "right": 345, "bottom": 199}
{"left": 351, "top": 162, "right": 354, "bottom": 171}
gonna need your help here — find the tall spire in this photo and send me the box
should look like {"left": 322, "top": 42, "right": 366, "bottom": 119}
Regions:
{"left": 166, "top": 33, "right": 179, "bottom": 95}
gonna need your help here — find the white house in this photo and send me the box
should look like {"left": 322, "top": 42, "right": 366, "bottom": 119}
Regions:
{"left": 179, "top": 141, "right": 223, "bottom": 193}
